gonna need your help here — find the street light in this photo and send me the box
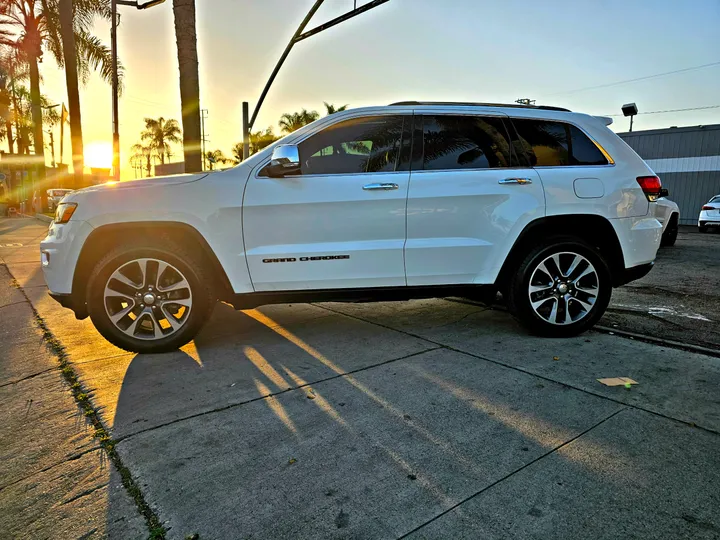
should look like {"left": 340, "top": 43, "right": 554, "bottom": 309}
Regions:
{"left": 242, "top": 0, "right": 391, "bottom": 160}
{"left": 111, "top": 0, "right": 167, "bottom": 181}
{"left": 622, "top": 102, "right": 638, "bottom": 132}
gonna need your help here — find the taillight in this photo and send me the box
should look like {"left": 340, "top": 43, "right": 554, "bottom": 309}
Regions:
{"left": 702, "top": 205, "right": 714, "bottom": 210}
{"left": 636, "top": 176, "right": 662, "bottom": 201}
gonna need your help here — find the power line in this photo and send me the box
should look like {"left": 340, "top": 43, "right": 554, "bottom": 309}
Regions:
{"left": 543, "top": 61, "right": 720, "bottom": 97}
{"left": 601, "top": 104, "right": 720, "bottom": 117}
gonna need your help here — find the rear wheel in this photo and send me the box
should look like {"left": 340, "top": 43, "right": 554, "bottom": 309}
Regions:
{"left": 699, "top": 222, "right": 707, "bottom": 233}
{"left": 506, "top": 237, "right": 612, "bottom": 337}
{"left": 661, "top": 214, "right": 679, "bottom": 246}
{"left": 87, "top": 238, "right": 216, "bottom": 353}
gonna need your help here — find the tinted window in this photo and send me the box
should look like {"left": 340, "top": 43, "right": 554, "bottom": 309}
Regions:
{"left": 568, "top": 125, "right": 608, "bottom": 165}
{"left": 512, "top": 119, "right": 569, "bottom": 167}
{"left": 423, "top": 116, "right": 512, "bottom": 170}
{"left": 298, "top": 116, "right": 405, "bottom": 175}
{"left": 512, "top": 119, "right": 608, "bottom": 167}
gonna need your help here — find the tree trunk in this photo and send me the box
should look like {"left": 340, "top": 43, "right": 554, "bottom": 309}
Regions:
{"left": 172, "top": 0, "right": 202, "bottom": 173}
{"left": 59, "top": 0, "right": 85, "bottom": 189}
{"left": 4, "top": 121, "right": 12, "bottom": 153}
{"left": 28, "top": 56, "right": 47, "bottom": 211}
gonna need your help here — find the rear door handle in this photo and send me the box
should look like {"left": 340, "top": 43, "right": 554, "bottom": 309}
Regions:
{"left": 499, "top": 177, "right": 533, "bottom": 185}
{"left": 363, "top": 183, "right": 399, "bottom": 191}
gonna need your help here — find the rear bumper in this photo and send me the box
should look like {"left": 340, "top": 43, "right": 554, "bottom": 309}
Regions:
{"left": 614, "top": 262, "right": 653, "bottom": 287}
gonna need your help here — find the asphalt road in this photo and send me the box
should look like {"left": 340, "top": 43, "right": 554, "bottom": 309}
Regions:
{"left": 1, "top": 217, "right": 719, "bottom": 540}
{"left": 602, "top": 226, "right": 720, "bottom": 351}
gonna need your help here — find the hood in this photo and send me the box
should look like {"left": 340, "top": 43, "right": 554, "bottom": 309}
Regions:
{"left": 68, "top": 173, "right": 208, "bottom": 197}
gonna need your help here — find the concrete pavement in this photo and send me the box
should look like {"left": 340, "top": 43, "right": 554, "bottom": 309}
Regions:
{"left": 1, "top": 216, "right": 719, "bottom": 539}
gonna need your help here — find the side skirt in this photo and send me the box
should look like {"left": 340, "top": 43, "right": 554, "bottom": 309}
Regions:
{"left": 228, "top": 285, "right": 498, "bottom": 310}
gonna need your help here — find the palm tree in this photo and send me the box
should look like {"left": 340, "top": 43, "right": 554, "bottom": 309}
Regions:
{"left": 172, "top": 0, "right": 202, "bottom": 173}
{"left": 204, "top": 149, "right": 228, "bottom": 171}
{"left": 140, "top": 117, "right": 182, "bottom": 165}
{"left": 1, "top": 0, "right": 117, "bottom": 191}
{"left": 130, "top": 143, "right": 153, "bottom": 177}
{"left": 278, "top": 108, "right": 319, "bottom": 134}
{"left": 323, "top": 102, "right": 348, "bottom": 115}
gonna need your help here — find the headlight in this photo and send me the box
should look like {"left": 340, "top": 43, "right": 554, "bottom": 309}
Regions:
{"left": 55, "top": 203, "right": 77, "bottom": 224}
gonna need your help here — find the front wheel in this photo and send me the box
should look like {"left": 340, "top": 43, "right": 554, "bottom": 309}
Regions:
{"left": 86, "top": 239, "right": 216, "bottom": 353}
{"left": 506, "top": 238, "right": 612, "bottom": 337}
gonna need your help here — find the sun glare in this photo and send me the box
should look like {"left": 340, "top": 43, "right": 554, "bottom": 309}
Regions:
{"left": 85, "top": 141, "right": 113, "bottom": 169}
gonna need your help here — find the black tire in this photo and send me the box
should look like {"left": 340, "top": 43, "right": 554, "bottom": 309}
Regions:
{"left": 86, "top": 237, "right": 216, "bottom": 353}
{"left": 506, "top": 236, "right": 612, "bottom": 338}
{"left": 660, "top": 214, "right": 679, "bottom": 247}
{"left": 699, "top": 223, "right": 707, "bottom": 233}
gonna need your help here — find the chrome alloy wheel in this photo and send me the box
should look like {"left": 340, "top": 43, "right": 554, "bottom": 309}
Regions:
{"left": 103, "top": 258, "right": 192, "bottom": 340}
{"left": 527, "top": 252, "right": 599, "bottom": 326}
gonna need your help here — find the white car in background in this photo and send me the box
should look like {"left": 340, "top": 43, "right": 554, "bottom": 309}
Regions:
{"left": 655, "top": 194, "right": 680, "bottom": 246}
{"left": 47, "top": 189, "right": 74, "bottom": 212}
{"left": 698, "top": 195, "right": 720, "bottom": 233}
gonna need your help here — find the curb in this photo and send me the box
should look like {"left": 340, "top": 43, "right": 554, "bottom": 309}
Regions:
{"left": 34, "top": 213, "right": 53, "bottom": 223}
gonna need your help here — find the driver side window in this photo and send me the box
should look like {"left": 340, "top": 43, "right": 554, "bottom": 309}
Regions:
{"left": 299, "top": 115, "right": 406, "bottom": 175}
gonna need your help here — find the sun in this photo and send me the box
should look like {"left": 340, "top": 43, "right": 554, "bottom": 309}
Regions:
{"left": 85, "top": 141, "right": 113, "bottom": 169}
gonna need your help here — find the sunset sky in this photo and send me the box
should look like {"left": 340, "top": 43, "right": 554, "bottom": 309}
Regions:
{"left": 35, "top": 0, "right": 720, "bottom": 179}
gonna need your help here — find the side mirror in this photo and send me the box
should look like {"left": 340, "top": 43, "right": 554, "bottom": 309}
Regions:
{"left": 266, "top": 144, "right": 301, "bottom": 177}
{"left": 659, "top": 188, "right": 669, "bottom": 198}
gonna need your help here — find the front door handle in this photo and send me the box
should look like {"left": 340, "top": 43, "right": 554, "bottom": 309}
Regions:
{"left": 499, "top": 177, "right": 533, "bottom": 185}
{"left": 363, "top": 182, "right": 399, "bottom": 191}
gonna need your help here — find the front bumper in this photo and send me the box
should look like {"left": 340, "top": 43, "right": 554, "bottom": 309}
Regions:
{"left": 40, "top": 219, "right": 94, "bottom": 294}
{"left": 49, "top": 292, "right": 88, "bottom": 319}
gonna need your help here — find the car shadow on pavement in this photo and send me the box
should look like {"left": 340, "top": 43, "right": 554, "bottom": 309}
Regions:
{"left": 102, "top": 301, "right": 720, "bottom": 538}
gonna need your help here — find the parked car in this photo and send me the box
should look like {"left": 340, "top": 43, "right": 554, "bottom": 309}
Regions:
{"left": 698, "top": 194, "right": 720, "bottom": 232}
{"left": 40, "top": 102, "right": 664, "bottom": 353}
{"left": 47, "top": 189, "right": 74, "bottom": 212}
{"left": 655, "top": 195, "right": 680, "bottom": 246}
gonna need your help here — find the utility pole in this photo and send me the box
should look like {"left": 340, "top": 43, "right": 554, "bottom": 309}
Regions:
{"left": 200, "top": 108, "right": 209, "bottom": 171}
{"left": 243, "top": 0, "right": 390, "bottom": 149}
{"left": 46, "top": 129, "right": 56, "bottom": 168}
{"left": 242, "top": 102, "right": 249, "bottom": 160}
{"left": 111, "top": 0, "right": 120, "bottom": 181}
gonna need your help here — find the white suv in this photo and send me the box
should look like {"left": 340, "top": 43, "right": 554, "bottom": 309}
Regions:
{"left": 40, "top": 102, "right": 663, "bottom": 353}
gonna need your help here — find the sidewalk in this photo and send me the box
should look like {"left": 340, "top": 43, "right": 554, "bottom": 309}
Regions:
{"left": 0, "top": 235, "right": 146, "bottom": 537}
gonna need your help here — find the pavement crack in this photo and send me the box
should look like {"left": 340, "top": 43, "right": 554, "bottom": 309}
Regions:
{"left": 397, "top": 407, "right": 629, "bottom": 539}
{"left": 60, "top": 483, "right": 108, "bottom": 506}
{"left": 0, "top": 446, "right": 102, "bottom": 492}
{"left": 114, "top": 345, "right": 442, "bottom": 442}
{"left": 0, "top": 300, "right": 28, "bottom": 311}
{"left": 316, "top": 304, "right": 720, "bottom": 436}
{"left": 0, "top": 367, "right": 57, "bottom": 388}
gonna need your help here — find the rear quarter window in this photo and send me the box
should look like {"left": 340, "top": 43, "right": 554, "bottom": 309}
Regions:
{"left": 511, "top": 119, "right": 608, "bottom": 167}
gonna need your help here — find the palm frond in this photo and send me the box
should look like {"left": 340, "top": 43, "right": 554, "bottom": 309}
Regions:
{"left": 74, "top": 29, "right": 122, "bottom": 90}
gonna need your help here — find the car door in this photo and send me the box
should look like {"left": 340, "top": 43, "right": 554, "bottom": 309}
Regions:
{"left": 405, "top": 113, "right": 544, "bottom": 285}
{"left": 243, "top": 114, "right": 412, "bottom": 291}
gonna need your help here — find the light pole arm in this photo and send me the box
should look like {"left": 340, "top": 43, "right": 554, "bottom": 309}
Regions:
{"left": 248, "top": 0, "right": 325, "bottom": 132}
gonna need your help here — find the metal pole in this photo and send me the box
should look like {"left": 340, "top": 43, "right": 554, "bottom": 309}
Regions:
{"left": 629, "top": 115, "right": 634, "bottom": 132}
{"left": 111, "top": 0, "right": 121, "bottom": 181}
{"left": 242, "top": 102, "right": 250, "bottom": 160}
{"left": 248, "top": 0, "right": 325, "bottom": 132}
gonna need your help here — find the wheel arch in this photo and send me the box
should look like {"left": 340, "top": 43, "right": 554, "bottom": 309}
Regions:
{"left": 72, "top": 221, "right": 233, "bottom": 318}
{"left": 495, "top": 214, "right": 626, "bottom": 291}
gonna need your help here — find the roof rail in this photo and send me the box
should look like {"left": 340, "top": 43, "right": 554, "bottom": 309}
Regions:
{"left": 389, "top": 101, "right": 571, "bottom": 112}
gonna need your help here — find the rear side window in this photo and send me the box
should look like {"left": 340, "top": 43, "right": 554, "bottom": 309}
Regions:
{"left": 422, "top": 116, "right": 513, "bottom": 170}
{"left": 512, "top": 119, "right": 608, "bottom": 167}
{"left": 298, "top": 115, "right": 405, "bottom": 175}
